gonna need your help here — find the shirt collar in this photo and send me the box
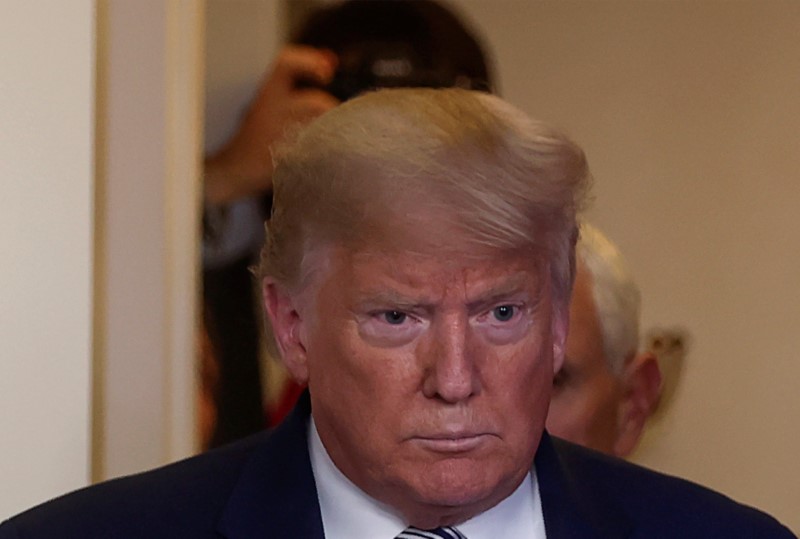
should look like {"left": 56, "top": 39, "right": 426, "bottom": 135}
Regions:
{"left": 309, "top": 417, "right": 407, "bottom": 538}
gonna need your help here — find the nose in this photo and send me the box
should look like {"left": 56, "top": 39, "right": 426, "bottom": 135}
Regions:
{"left": 421, "top": 314, "right": 479, "bottom": 403}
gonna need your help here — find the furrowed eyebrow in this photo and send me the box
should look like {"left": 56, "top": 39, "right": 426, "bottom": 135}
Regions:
{"left": 353, "top": 271, "right": 545, "bottom": 314}
{"left": 354, "top": 291, "right": 435, "bottom": 313}
{"left": 465, "top": 274, "right": 544, "bottom": 314}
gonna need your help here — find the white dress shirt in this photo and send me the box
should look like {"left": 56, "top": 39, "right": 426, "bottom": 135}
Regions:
{"left": 309, "top": 418, "right": 547, "bottom": 539}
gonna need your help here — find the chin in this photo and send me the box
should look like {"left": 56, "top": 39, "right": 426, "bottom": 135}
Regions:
{"left": 384, "top": 459, "right": 526, "bottom": 527}
{"left": 412, "top": 460, "right": 513, "bottom": 507}
{"left": 400, "top": 479, "right": 508, "bottom": 529}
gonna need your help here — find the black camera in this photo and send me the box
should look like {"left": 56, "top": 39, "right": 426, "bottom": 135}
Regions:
{"left": 292, "top": 0, "right": 492, "bottom": 102}
{"left": 299, "top": 41, "right": 488, "bottom": 102}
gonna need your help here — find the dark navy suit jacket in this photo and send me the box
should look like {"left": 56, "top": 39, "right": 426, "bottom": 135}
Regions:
{"left": 1, "top": 394, "right": 794, "bottom": 538}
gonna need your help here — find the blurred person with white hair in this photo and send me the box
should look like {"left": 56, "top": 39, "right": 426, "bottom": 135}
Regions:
{"left": 546, "top": 224, "right": 662, "bottom": 457}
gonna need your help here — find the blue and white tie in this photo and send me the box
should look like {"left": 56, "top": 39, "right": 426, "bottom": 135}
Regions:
{"left": 396, "top": 526, "right": 467, "bottom": 539}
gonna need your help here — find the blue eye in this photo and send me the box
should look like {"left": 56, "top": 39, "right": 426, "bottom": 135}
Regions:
{"left": 492, "top": 305, "right": 515, "bottom": 322}
{"left": 383, "top": 311, "right": 407, "bottom": 325}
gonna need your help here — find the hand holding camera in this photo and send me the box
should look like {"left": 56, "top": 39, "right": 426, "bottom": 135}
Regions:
{"left": 204, "top": 46, "right": 339, "bottom": 205}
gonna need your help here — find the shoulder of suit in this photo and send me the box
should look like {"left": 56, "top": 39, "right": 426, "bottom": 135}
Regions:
{"left": 1, "top": 429, "right": 274, "bottom": 538}
{"left": 548, "top": 437, "right": 796, "bottom": 538}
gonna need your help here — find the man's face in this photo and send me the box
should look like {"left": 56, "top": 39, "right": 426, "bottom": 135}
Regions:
{"left": 279, "top": 246, "right": 565, "bottom": 526}
{"left": 546, "top": 265, "right": 623, "bottom": 454}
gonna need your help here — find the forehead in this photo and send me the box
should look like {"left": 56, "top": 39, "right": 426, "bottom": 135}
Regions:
{"left": 316, "top": 245, "right": 547, "bottom": 301}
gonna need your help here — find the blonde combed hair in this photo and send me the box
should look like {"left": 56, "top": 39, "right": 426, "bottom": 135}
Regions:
{"left": 260, "top": 88, "right": 590, "bottom": 309}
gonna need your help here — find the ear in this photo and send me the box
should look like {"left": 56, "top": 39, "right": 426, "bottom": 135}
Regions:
{"left": 612, "top": 352, "right": 662, "bottom": 457}
{"left": 262, "top": 278, "right": 310, "bottom": 385}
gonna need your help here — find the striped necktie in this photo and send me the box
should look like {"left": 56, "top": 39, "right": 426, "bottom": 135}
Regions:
{"left": 396, "top": 526, "right": 467, "bottom": 539}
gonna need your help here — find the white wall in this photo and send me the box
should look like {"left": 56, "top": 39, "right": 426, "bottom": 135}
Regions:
{"left": 205, "top": 0, "right": 282, "bottom": 152}
{"left": 0, "top": 1, "right": 95, "bottom": 518}
{"left": 451, "top": 0, "right": 800, "bottom": 530}
{"left": 0, "top": 0, "right": 204, "bottom": 518}
{"left": 95, "top": 0, "right": 203, "bottom": 481}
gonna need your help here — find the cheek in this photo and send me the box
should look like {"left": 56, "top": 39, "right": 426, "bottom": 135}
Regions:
{"left": 309, "top": 339, "right": 408, "bottom": 450}
{"left": 492, "top": 346, "right": 554, "bottom": 431}
{"left": 516, "top": 359, "right": 553, "bottom": 405}
{"left": 307, "top": 323, "right": 418, "bottom": 418}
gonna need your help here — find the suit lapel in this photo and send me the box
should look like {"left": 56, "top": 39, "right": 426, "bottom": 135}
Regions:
{"left": 535, "top": 432, "right": 634, "bottom": 539}
{"left": 217, "top": 393, "right": 325, "bottom": 539}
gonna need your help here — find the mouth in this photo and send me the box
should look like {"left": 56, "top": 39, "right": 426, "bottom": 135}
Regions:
{"left": 412, "top": 433, "right": 493, "bottom": 453}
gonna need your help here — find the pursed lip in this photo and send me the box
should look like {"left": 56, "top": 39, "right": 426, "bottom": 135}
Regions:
{"left": 411, "top": 431, "right": 494, "bottom": 453}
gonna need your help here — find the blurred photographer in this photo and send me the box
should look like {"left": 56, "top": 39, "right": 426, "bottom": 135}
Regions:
{"left": 205, "top": 0, "right": 492, "bottom": 207}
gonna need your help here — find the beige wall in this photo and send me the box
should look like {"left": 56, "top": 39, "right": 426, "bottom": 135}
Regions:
{"left": 0, "top": 2, "right": 95, "bottom": 517}
{"left": 205, "top": 0, "right": 799, "bottom": 531}
{"left": 205, "top": 0, "right": 282, "bottom": 151}
{"left": 95, "top": 0, "right": 203, "bottom": 480}
{"left": 1, "top": 0, "right": 203, "bottom": 518}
